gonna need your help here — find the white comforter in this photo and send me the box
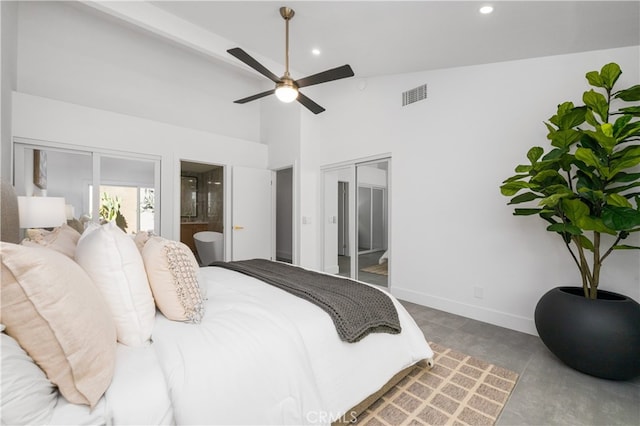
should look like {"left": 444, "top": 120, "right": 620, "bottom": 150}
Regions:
{"left": 151, "top": 266, "right": 432, "bottom": 425}
{"left": 52, "top": 266, "right": 432, "bottom": 425}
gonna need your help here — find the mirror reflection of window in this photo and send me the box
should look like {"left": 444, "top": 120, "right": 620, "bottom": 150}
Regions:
{"left": 14, "top": 143, "right": 160, "bottom": 235}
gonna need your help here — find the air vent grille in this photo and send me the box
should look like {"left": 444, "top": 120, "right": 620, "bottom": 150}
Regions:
{"left": 402, "top": 84, "right": 428, "bottom": 106}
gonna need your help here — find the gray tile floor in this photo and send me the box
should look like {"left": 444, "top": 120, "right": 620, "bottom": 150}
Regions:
{"left": 400, "top": 301, "right": 640, "bottom": 426}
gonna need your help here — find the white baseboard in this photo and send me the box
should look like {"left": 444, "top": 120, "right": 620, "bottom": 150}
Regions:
{"left": 324, "top": 264, "right": 339, "bottom": 274}
{"left": 391, "top": 286, "right": 538, "bottom": 336}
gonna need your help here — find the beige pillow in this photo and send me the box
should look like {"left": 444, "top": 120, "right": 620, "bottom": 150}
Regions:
{"left": 21, "top": 223, "right": 81, "bottom": 258}
{"left": 1, "top": 242, "right": 117, "bottom": 408}
{"left": 142, "top": 236, "right": 204, "bottom": 323}
{"left": 133, "top": 230, "right": 151, "bottom": 253}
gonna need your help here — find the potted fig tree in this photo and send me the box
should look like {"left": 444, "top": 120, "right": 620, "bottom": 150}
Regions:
{"left": 500, "top": 63, "right": 640, "bottom": 380}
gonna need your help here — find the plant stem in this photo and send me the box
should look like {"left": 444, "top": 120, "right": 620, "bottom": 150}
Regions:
{"left": 601, "top": 234, "right": 623, "bottom": 263}
{"left": 591, "top": 232, "right": 601, "bottom": 299}
{"left": 572, "top": 236, "right": 593, "bottom": 297}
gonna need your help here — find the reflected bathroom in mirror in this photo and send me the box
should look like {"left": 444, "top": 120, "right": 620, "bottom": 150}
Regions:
{"left": 180, "top": 176, "right": 198, "bottom": 218}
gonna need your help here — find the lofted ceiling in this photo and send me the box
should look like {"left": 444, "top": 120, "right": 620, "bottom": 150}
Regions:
{"left": 86, "top": 1, "right": 639, "bottom": 81}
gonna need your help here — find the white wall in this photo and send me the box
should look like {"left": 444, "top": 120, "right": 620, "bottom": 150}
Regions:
{"left": 1, "top": 1, "right": 18, "bottom": 181}
{"left": 299, "top": 46, "right": 640, "bottom": 334}
{"left": 16, "top": 1, "right": 262, "bottom": 143}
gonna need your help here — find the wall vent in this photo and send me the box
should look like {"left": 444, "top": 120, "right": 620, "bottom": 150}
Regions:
{"left": 402, "top": 84, "right": 427, "bottom": 106}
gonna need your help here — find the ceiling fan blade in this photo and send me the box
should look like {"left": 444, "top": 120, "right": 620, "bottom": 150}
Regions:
{"left": 295, "top": 65, "right": 355, "bottom": 88}
{"left": 297, "top": 92, "right": 326, "bottom": 114}
{"left": 234, "top": 89, "right": 276, "bottom": 104}
{"left": 227, "top": 47, "right": 281, "bottom": 83}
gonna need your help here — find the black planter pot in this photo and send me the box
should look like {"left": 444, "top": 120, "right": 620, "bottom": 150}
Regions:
{"left": 535, "top": 286, "right": 640, "bottom": 381}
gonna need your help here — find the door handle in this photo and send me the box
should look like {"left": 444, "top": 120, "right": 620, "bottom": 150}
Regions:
{"left": 233, "top": 225, "right": 244, "bottom": 230}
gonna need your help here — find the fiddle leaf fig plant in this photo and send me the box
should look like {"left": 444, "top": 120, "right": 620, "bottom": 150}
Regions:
{"left": 500, "top": 63, "right": 640, "bottom": 299}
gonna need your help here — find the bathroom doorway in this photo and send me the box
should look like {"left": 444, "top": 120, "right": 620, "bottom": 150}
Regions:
{"left": 180, "top": 161, "right": 224, "bottom": 265}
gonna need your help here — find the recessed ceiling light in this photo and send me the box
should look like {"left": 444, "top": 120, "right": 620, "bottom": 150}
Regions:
{"left": 311, "top": 48, "right": 321, "bottom": 56}
{"left": 479, "top": 5, "right": 494, "bottom": 14}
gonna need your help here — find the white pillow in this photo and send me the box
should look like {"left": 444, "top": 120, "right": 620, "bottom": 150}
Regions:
{"left": 1, "top": 331, "right": 57, "bottom": 425}
{"left": 142, "top": 237, "right": 204, "bottom": 323}
{"left": 75, "top": 221, "right": 155, "bottom": 347}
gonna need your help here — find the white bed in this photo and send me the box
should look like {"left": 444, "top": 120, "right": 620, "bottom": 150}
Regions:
{"left": 151, "top": 266, "right": 432, "bottom": 424}
{"left": 1, "top": 181, "right": 433, "bottom": 425}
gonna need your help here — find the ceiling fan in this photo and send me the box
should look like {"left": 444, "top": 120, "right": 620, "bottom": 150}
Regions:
{"left": 228, "top": 7, "right": 355, "bottom": 114}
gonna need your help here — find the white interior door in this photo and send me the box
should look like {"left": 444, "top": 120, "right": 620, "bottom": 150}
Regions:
{"left": 232, "top": 166, "right": 272, "bottom": 261}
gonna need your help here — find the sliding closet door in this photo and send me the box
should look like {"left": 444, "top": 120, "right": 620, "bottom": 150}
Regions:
{"left": 356, "top": 159, "right": 389, "bottom": 287}
{"left": 13, "top": 141, "right": 161, "bottom": 235}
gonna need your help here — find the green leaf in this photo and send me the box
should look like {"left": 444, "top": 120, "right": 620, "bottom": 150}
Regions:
{"left": 502, "top": 174, "right": 529, "bottom": 184}
{"left": 611, "top": 172, "right": 640, "bottom": 182}
{"left": 607, "top": 193, "right": 632, "bottom": 208}
{"left": 619, "top": 106, "right": 640, "bottom": 116}
{"left": 547, "top": 223, "right": 582, "bottom": 235}
{"left": 508, "top": 192, "right": 540, "bottom": 205}
{"left": 586, "top": 70, "right": 604, "bottom": 88}
{"left": 540, "top": 191, "right": 572, "bottom": 208}
{"left": 615, "top": 84, "right": 640, "bottom": 101}
{"left": 576, "top": 235, "right": 594, "bottom": 251}
{"left": 609, "top": 153, "right": 640, "bottom": 178}
{"left": 615, "top": 121, "right": 640, "bottom": 141}
{"left": 575, "top": 147, "right": 608, "bottom": 178}
{"left": 558, "top": 106, "right": 587, "bottom": 129}
{"left": 515, "top": 164, "right": 532, "bottom": 173}
{"left": 530, "top": 169, "right": 568, "bottom": 187}
{"left": 527, "top": 146, "right": 544, "bottom": 163}
{"left": 599, "top": 63, "right": 621, "bottom": 90}
{"left": 583, "top": 90, "right": 609, "bottom": 122}
{"left": 513, "top": 208, "right": 543, "bottom": 216}
{"left": 541, "top": 148, "right": 567, "bottom": 161}
{"left": 550, "top": 129, "right": 582, "bottom": 148}
{"left": 561, "top": 198, "right": 590, "bottom": 223}
{"left": 602, "top": 206, "right": 640, "bottom": 230}
{"left": 613, "top": 114, "right": 633, "bottom": 137}
{"left": 606, "top": 181, "right": 640, "bottom": 195}
{"left": 577, "top": 216, "right": 616, "bottom": 235}
{"left": 613, "top": 244, "right": 640, "bottom": 250}
{"left": 584, "top": 109, "right": 600, "bottom": 127}
{"left": 581, "top": 130, "right": 617, "bottom": 154}
{"left": 500, "top": 181, "right": 531, "bottom": 196}
{"left": 577, "top": 188, "right": 604, "bottom": 204}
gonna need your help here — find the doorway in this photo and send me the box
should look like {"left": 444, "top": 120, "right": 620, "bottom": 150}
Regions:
{"left": 275, "top": 167, "right": 293, "bottom": 263}
{"left": 180, "top": 160, "right": 224, "bottom": 265}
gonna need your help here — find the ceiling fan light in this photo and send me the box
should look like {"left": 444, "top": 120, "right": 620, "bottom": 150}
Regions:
{"left": 275, "top": 81, "right": 299, "bottom": 103}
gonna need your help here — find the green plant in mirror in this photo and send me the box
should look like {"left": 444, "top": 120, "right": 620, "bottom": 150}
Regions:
{"left": 500, "top": 63, "right": 640, "bottom": 299}
{"left": 100, "top": 192, "right": 128, "bottom": 232}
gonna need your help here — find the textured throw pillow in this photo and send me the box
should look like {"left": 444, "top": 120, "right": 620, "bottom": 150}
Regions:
{"left": 75, "top": 221, "right": 155, "bottom": 346}
{"left": 1, "top": 331, "right": 57, "bottom": 425}
{"left": 142, "top": 236, "right": 204, "bottom": 323}
{"left": 0, "top": 243, "right": 117, "bottom": 408}
{"left": 21, "top": 223, "right": 81, "bottom": 258}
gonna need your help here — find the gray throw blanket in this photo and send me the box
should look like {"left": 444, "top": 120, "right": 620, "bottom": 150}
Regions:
{"left": 209, "top": 259, "right": 401, "bottom": 343}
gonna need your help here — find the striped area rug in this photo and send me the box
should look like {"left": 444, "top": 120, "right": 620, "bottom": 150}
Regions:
{"left": 355, "top": 342, "right": 519, "bottom": 425}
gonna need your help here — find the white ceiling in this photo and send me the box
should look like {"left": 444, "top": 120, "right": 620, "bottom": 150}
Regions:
{"left": 88, "top": 1, "right": 639, "bottom": 82}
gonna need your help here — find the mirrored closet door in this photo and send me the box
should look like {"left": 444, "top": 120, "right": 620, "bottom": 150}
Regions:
{"left": 13, "top": 141, "right": 161, "bottom": 235}
{"left": 322, "top": 157, "right": 390, "bottom": 288}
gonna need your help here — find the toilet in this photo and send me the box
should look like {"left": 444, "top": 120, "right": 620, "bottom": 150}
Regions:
{"left": 193, "top": 231, "right": 224, "bottom": 266}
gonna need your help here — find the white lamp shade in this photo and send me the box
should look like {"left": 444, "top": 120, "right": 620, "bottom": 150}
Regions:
{"left": 18, "top": 196, "right": 67, "bottom": 228}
